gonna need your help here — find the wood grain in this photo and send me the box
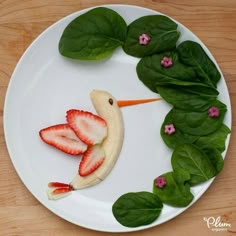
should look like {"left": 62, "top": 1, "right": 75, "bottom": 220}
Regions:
{"left": 0, "top": 0, "right": 235, "bottom": 235}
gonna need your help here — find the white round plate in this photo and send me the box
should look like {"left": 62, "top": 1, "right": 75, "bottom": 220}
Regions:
{"left": 4, "top": 4, "right": 231, "bottom": 232}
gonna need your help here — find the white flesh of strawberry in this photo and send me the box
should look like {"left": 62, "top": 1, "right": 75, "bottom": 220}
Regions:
{"left": 72, "top": 114, "right": 107, "bottom": 145}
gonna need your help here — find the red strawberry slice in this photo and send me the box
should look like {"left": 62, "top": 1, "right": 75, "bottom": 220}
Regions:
{"left": 52, "top": 187, "right": 73, "bottom": 194}
{"left": 48, "top": 182, "right": 72, "bottom": 188}
{"left": 39, "top": 124, "right": 88, "bottom": 155}
{"left": 79, "top": 145, "right": 105, "bottom": 176}
{"left": 66, "top": 109, "right": 107, "bottom": 146}
{"left": 47, "top": 185, "right": 73, "bottom": 200}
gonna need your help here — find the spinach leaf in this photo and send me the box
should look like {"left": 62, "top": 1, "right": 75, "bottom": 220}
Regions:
{"left": 112, "top": 191, "right": 163, "bottom": 227}
{"left": 201, "top": 147, "right": 224, "bottom": 175}
{"left": 194, "top": 124, "right": 231, "bottom": 153}
{"left": 123, "top": 15, "right": 180, "bottom": 57}
{"left": 153, "top": 169, "right": 193, "bottom": 207}
{"left": 171, "top": 144, "right": 217, "bottom": 185}
{"left": 170, "top": 100, "right": 227, "bottom": 136}
{"left": 136, "top": 51, "right": 197, "bottom": 92}
{"left": 161, "top": 109, "right": 199, "bottom": 149}
{"left": 157, "top": 82, "right": 218, "bottom": 97}
{"left": 156, "top": 85, "right": 217, "bottom": 111}
{"left": 177, "top": 40, "right": 221, "bottom": 87}
{"left": 136, "top": 51, "right": 218, "bottom": 96}
{"left": 59, "top": 7, "right": 127, "bottom": 60}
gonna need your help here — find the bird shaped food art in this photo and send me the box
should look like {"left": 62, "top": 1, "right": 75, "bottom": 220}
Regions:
{"left": 39, "top": 90, "right": 160, "bottom": 200}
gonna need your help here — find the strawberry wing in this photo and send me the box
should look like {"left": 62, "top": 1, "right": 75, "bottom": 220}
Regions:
{"left": 39, "top": 124, "right": 88, "bottom": 155}
{"left": 66, "top": 109, "right": 107, "bottom": 146}
{"left": 79, "top": 145, "right": 105, "bottom": 176}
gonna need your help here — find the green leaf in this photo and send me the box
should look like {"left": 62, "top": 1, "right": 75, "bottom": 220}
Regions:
{"left": 123, "top": 15, "right": 180, "bottom": 57}
{"left": 59, "top": 7, "right": 127, "bottom": 60}
{"left": 194, "top": 124, "right": 231, "bottom": 153}
{"left": 170, "top": 100, "right": 227, "bottom": 136}
{"left": 153, "top": 169, "right": 193, "bottom": 207}
{"left": 157, "top": 85, "right": 216, "bottom": 111}
{"left": 136, "top": 51, "right": 197, "bottom": 92}
{"left": 136, "top": 50, "right": 218, "bottom": 96}
{"left": 177, "top": 40, "right": 221, "bottom": 87}
{"left": 112, "top": 191, "right": 163, "bottom": 227}
{"left": 202, "top": 147, "right": 224, "bottom": 175}
{"left": 161, "top": 108, "right": 199, "bottom": 149}
{"left": 156, "top": 82, "right": 218, "bottom": 96}
{"left": 171, "top": 144, "right": 217, "bottom": 185}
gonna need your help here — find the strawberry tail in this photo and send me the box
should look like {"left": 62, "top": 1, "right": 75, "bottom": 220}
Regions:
{"left": 48, "top": 182, "right": 72, "bottom": 188}
{"left": 47, "top": 182, "right": 73, "bottom": 200}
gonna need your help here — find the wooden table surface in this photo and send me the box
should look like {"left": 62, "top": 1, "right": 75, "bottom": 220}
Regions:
{"left": 0, "top": 0, "right": 236, "bottom": 235}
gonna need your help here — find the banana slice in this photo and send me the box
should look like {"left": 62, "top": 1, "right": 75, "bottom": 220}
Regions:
{"left": 70, "top": 90, "right": 124, "bottom": 189}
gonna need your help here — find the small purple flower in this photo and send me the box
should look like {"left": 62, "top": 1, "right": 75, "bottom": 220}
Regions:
{"left": 164, "top": 124, "right": 175, "bottom": 135}
{"left": 155, "top": 176, "right": 167, "bottom": 188}
{"left": 139, "top": 33, "right": 151, "bottom": 45}
{"left": 161, "top": 56, "right": 173, "bottom": 68}
{"left": 208, "top": 106, "right": 220, "bottom": 118}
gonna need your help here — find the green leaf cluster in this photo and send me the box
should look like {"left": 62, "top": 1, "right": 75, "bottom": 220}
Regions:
{"left": 59, "top": 8, "right": 180, "bottom": 60}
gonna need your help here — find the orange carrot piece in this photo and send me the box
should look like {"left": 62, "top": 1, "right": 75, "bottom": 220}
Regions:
{"left": 117, "top": 98, "right": 161, "bottom": 107}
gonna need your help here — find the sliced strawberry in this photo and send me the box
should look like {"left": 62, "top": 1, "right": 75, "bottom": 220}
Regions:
{"left": 66, "top": 109, "right": 107, "bottom": 146}
{"left": 39, "top": 124, "right": 88, "bottom": 155}
{"left": 79, "top": 145, "right": 105, "bottom": 176}
{"left": 52, "top": 187, "right": 72, "bottom": 194}
{"left": 47, "top": 186, "right": 73, "bottom": 200}
{"left": 48, "top": 182, "right": 72, "bottom": 188}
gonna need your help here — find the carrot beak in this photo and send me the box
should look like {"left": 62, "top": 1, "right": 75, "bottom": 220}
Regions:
{"left": 117, "top": 97, "right": 161, "bottom": 107}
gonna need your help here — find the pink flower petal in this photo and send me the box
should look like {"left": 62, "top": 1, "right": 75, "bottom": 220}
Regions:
{"left": 139, "top": 33, "right": 151, "bottom": 45}
{"left": 161, "top": 57, "right": 173, "bottom": 68}
{"left": 155, "top": 176, "right": 167, "bottom": 188}
{"left": 164, "top": 124, "right": 175, "bottom": 135}
{"left": 208, "top": 106, "right": 220, "bottom": 118}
